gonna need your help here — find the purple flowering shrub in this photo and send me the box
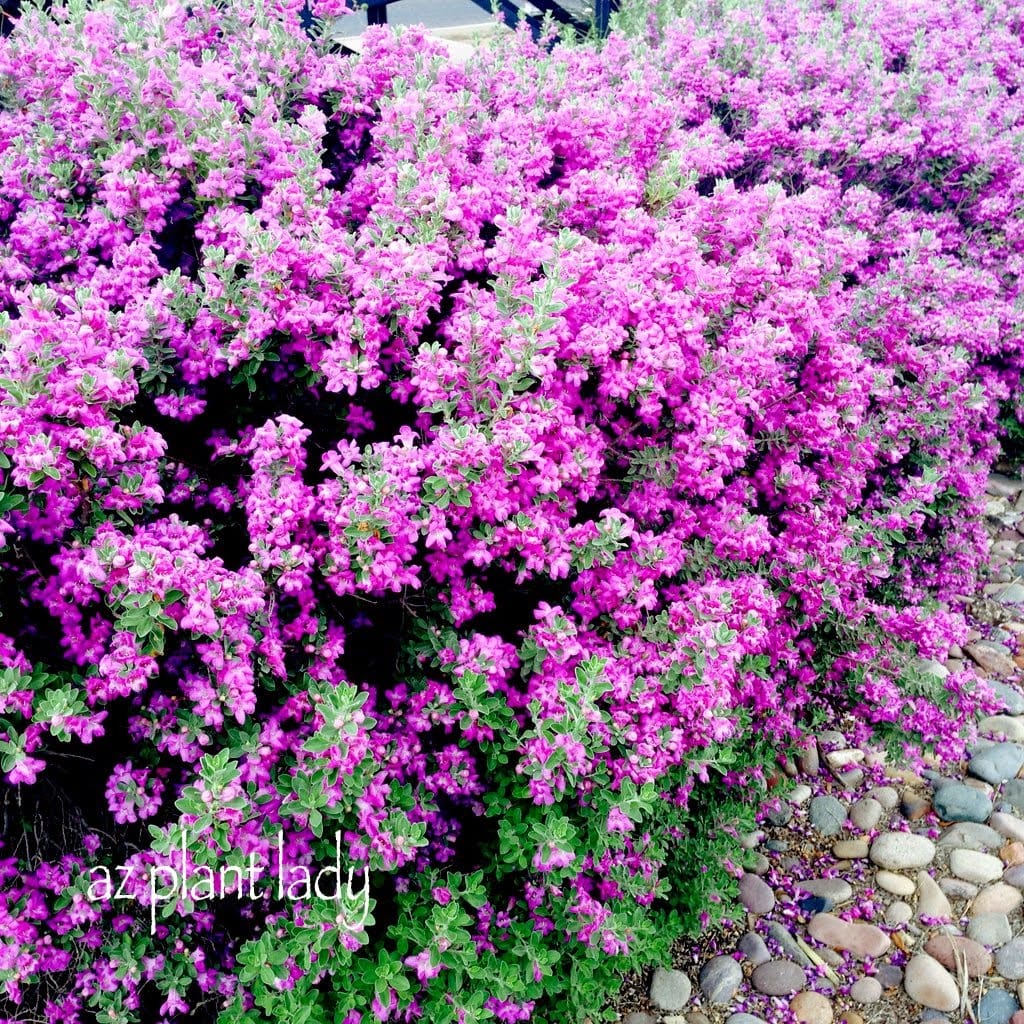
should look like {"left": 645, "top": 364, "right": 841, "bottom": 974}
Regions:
{"left": 0, "top": 0, "right": 1022, "bottom": 1021}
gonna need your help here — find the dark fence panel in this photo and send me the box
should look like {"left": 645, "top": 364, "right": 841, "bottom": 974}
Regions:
{"left": 362, "top": 0, "right": 401, "bottom": 25}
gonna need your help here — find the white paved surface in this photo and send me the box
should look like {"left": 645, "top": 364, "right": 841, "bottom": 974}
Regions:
{"left": 334, "top": 0, "right": 496, "bottom": 32}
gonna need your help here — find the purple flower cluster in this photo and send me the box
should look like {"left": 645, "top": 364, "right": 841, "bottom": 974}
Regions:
{"left": 0, "top": 0, "right": 1021, "bottom": 1020}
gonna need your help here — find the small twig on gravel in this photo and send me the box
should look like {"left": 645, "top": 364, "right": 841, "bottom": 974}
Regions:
{"left": 962, "top": 945, "right": 980, "bottom": 1024}
{"left": 794, "top": 935, "right": 841, "bottom": 988}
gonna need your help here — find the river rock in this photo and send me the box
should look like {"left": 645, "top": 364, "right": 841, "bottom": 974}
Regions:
{"left": 933, "top": 782, "right": 994, "bottom": 823}
{"left": 998, "top": 584, "right": 1024, "bottom": 605}
{"left": 876, "top": 870, "right": 916, "bottom": 897}
{"left": 993, "top": 812, "right": 1024, "bottom": 842}
{"left": 826, "top": 748, "right": 864, "bottom": 770}
{"left": 1003, "top": 780, "right": 1024, "bottom": 815}
{"left": 981, "top": 717, "right": 1024, "bottom": 743}
{"left": 920, "top": 658, "right": 950, "bottom": 679}
{"left": 740, "top": 831, "right": 764, "bottom": 850}
{"left": 795, "top": 878, "right": 854, "bottom": 904}
{"left": 765, "top": 800, "right": 794, "bottom": 827}
{"left": 968, "top": 911, "right": 1013, "bottom": 948}
{"left": 740, "top": 873, "right": 775, "bottom": 915}
{"left": 938, "top": 822, "right": 1004, "bottom": 850}
{"left": 790, "top": 784, "right": 813, "bottom": 806}
{"left": 902, "top": 790, "right": 932, "bottom": 821}
{"left": 1003, "top": 841, "right": 1024, "bottom": 865}
{"left": 904, "top": 953, "right": 960, "bottom": 1012}
{"left": 766, "top": 922, "right": 813, "bottom": 965}
{"left": 797, "top": 739, "right": 820, "bottom": 776}
{"left": 984, "top": 679, "right": 1024, "bottom": 714}
{"left": 877, "top": 963, "right": 904, "bottom": 988}
{"left": 870, "top": 831, "right": 936, "bottom": 870}
{"left": 914, "top": 871, "right": 952, "bottom": 922}
{"left": 818, "top": 730, "right": 847, "bottom": 749}
{"left": 850, "top": 796, "right": 883, "bottom": 831}
{"left": 924, "top": 933, "right": 994, "bottom": 977}
{"left": 997, "top": 938, "right": 1024, "bottom": 980}
{"left": 833, "top": 839, "right": 869, "bottom": 859}
{"left": 750, "top": 853, "right": 770, "bottom": 875}
{"left": 807, "top": 913, "right": 890, "bottom": 959}
{"left": 699, "top": 956, "right": 742, "bottom": 1005}
{"left": 810, "top": 795, "right": 848, "bottom": 836}
{"left": 950, "top": 848, "right": 1005, "bottom": 884}
{"left": 850, "top": 977, "right": 882, "bottom": 1003}
{"left": 976, "top": 988, "right": 1020, "bottom": 1024}
{"left": 967, "top": 642, "right": 1018, "bottom": 677}
{"left": 869, "top": 785, "right": 899, "bottom": 810}
{"left": 970, "top": 743, "right": 1024, "bottom": 785}
{"left": 885, "top": 901, "right": 912, "bottom": 927}
{"left": 789, "top": 990, "right": 833, "bottom": 1024}
{"left": 751, "top": 959, "right": 805, "bottom": 996}
{"left": 973, "top": 882, "right": 1024, "bottom": 915}
{"left": 987, "top": 474, "right": 1024, "bottom": 497}
{"left": 738, "top": 932, "right": 771, "bottom": 965}
{"left": 941, "top": 876, "right": 980, "bottom": 899}
{"left": 650, "top": 968, "right": 692, "bottom": 1011}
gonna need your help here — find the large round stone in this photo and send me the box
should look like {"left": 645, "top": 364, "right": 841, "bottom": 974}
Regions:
{"left": 850, "top": 796, "right": 883, "bottom": 831}
{"left": 1003, "top": 779, "right": 1024, "bottom": 815}
{"left": 738, "top": 931, "right": 771, "bottom": 966}
{"left": 806, "top": 913, "right": 889, "bottom": 959}
{"left": 875, "top": 870, "right": 916, "bottom": 897}
{"left": 739, "top": 873, "right": 776, "bottom": 915}
{"left": 938, "top": 822, "right": 1003, "bottom": 850}
{"left": 916, "top": 870, "right": 952, "bottom": 922}
{"left": 974, "top": 883, "right": 1024, "bottom": 916}
{"left": 751, "top": 959, "right": 806, "bottom": 996}
{"left": 869, "top": 831, "right": 935, "bottom": 870}
{"left": 849, "top": 977, "right": 882, "bottom": 1004}
{"left": 970, "top": 743, "right": 1024, "bottom": 785}
{"left": 950, "top": 848, "right": 1004, "bottom": 884}
{"left": 924, "top": 933, "right": 993, "bottom": 977}
{"left": 795, "top": 878, "right": 853, "bottom": 904}
{"left": 997, "top": 937, "right": 1024, "bottom": 980}
{"left": 904, "top": 953, "right": 960, "bottom": 1012}
{"left": 934, "top": 782, "right": 994, "bottom": 823}
{"left": 789, "top": 990, "right": 833, "bottom": 1024}
{"left": 976, "top": 987, "right": 1020, "bottom": 1024}
{"left": 809, "top": 795, "right": 847, "bottom": 836}
{"left": 699, "top": 956, "right": 742, "bottom": 1005}
{"left": 967, "top": 912, "right": 1013, "bottom": 948}
{"left": 650, "top": 967, "right": 692, "bottom": 1011}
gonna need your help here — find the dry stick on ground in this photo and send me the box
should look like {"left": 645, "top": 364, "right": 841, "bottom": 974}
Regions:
{"left": 794, "top": 934, "right": 841, "bottom": 988}
{"left": 956, "top": 941, "right": 980, "bottom": 1024}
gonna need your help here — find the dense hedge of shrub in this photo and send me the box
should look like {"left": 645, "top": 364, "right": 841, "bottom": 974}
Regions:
{"left": 0, "top": 0, "right": 1022, "bottom": 1021}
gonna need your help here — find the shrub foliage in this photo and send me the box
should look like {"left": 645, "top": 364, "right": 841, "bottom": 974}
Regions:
{"left": 0, "top": 0, "right": 1022, "bottom": 1021}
